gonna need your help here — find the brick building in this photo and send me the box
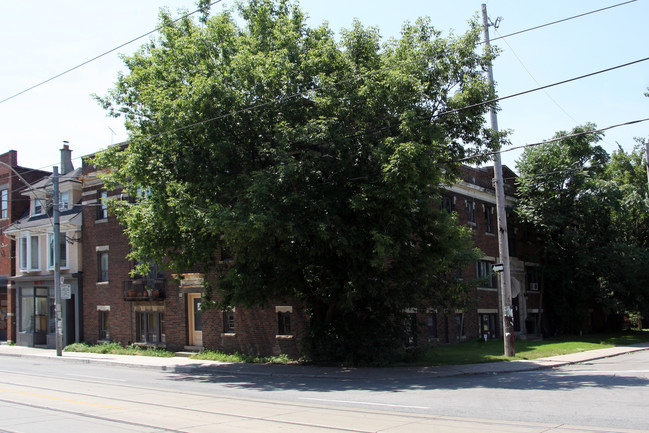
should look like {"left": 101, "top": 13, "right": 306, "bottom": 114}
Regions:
{"left": 0, "top": 150, "right": 50, "bottom": 343}
{"left": 79, "top": 153, "right": 541, "bottom": 357}
{"left": 422, "top": 165, "right": 543, "bottom": 345}
{"left": 80, "top": 157, "right": 306, "bottom": 358}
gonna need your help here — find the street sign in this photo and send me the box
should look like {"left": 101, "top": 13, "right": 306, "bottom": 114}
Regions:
{"left": 61, "top": 284, "right": 72, "bottom": 300}
{"left": 492, "top": 263, "right": 504, "bottom": 273}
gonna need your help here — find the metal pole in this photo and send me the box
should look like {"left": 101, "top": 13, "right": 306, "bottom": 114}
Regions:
{"left": 53, "top": 166, "right": 63, "bottom": 356}
{"left": 482, "top": 3, "right": 515, "bottom": 357}
{"left": 644, "top": 140, "right": 649, "bottom": 198}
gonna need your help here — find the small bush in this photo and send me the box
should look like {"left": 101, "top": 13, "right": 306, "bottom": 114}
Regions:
{"left": 64, "top": 342, "right": 174, "bottom": 357}
{"left": 189, "top": 350, "right": 293, "bottom": 364}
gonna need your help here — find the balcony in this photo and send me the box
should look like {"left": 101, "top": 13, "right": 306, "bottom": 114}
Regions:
{"left": 123, "top": 279, "right": 166, "bottom": 301}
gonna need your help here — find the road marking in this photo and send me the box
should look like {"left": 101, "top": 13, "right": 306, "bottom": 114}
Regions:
{"left": 66, "top": 374, "right": 127, "bottom": 382}
{"left": 0, "top": 387, "right": 124, "bottom": 409}
{"left": 300, "top": 397, "right": 431, "bottom": 410}
{"left": 558, "top": 370, "right": 649, "bottom": 374}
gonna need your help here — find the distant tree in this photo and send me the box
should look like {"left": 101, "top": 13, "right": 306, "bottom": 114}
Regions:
{"left": 94, "top": 0, "right": 502, "bottom": 364}
{"left": 516, "top": 125, "right": 649, "bottom": 333}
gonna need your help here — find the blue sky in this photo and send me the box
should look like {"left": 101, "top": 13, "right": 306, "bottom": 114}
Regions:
{"left": 1, "top": 0, "right": 647, "bottom": 173}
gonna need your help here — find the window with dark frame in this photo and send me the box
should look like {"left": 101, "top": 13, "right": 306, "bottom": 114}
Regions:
{"left": 98, "top": 252, "right": 109, "bottom": 282}
{"left": 97, "top": 190, "right": 108, "bottom": 220}
{"left": 404, "top": 312, "right": 417, "bottom": 346}
{"left": 136, "top": 311, "right": 164, "bottom": 343}
{"left": 476, "top": 260, "right": 496, "bottom": 288}
{"left": 427, "top": 312, "right": 438, "bottom": 339}
{"left": 441, "top": 196, "right": 454, "bottom": 213}
{"left": 455, "top": 313, "right": 465, "bottom": 339}
{"left": 277, "top": 311, "right": 291, "bottom": 335}
{"left": 98, "top": 310, "right": 109, "bottom": 340}
{"left": 526, "top": 267, "right": 541, "bottom": 291}
{"left": 223, "top": 311, "right": 235, "bottom": 333}
{"left": 479, "top": 313, "right": 497, "bottom": 339}
{"left": 1, "top": 188, "right": 7, "bottom": 219}
{"left": 467, "top": 201, "right": 475, "bottom": 224}
{"left": 485, "top": 205, "right": 494, "bottom": 233}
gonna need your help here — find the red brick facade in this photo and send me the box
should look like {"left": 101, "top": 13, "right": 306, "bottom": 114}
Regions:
{"left": 80, "top": 157, "right": 541, "bottom": 356}
{"left": 0, "top": 150, "right": 50, "bottom": 342}
{"left": 81, "top": 158, "right": 306, "bottom": 357}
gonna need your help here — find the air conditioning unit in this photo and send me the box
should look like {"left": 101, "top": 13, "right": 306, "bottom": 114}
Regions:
{"left": 529, "top": 283, "right": 539, "bottom": 291}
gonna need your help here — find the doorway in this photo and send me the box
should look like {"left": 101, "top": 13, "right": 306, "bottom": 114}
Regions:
{"left": 187, "top": 293, "right": 203, "bottom": 347}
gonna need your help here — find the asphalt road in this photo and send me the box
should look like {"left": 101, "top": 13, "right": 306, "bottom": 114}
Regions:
{"left": 0, "top": 350, "right": 647, "bottom": 432}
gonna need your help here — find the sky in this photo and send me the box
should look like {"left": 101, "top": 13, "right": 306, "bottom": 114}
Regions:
{"left": 1, "top": 0, "right": 647, "bottom": 174}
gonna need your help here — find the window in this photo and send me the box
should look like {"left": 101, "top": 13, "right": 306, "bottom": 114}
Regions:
{"left": 97, "top": 190, "right": 108, "bottom": 220}
{"left": 404, "top": 313, "right": 417, "bottom": 346}
{"left": 479, "top": 313, "right": 497, "bottom": 340}
{"left": 59, "top": 191, "right": 69, "bottom": 211}
{"left": 98, "top": 310, "right": 109, "bottom": 340}
{"left": 484, "top": 206, "right": 494, "bottom": 233}
{"left": 223, "top": 311, "right": 235, "bottom": 333}
{"left": 441, "top": 196, "right": 454, "bottom": 213}
{"left": 98, "top": 252, "right": 109, "bottom": 282}
{"left": 427, "top": 312, "right": 438, "bottom": 339}
{"left": 278, "top": 311, "right": 291, "bottom": 335}
{"left": 47, "top": 233, "right": 67, "bottom": 269}
{"left": 527, "top": 267, "right": 541, "bottom": 291}
{"left": 19, "top": 235, "right": 40, "bottom": 271}
{"left": 455, "top": 313, "right": 465, "bottom": 339}
{"left": 33, "top": 197, "right": 44, "bottom": 215}
{"left": 467, "top": 201, "right": 475, "bottom": 224}
{"left": 136, "top": 311, "right": 164, "bottom": 343}
{"left": 476, "top": 260, "right": 496, "bottom": 288}
{"left": 20, "top": 287, "right": 49, "bottom": 333}
{"left": 1, "top": 188, "right": 7, "bottom": 219}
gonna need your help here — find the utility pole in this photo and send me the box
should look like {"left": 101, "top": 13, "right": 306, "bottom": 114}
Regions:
{"left": 644, "top": 140, "right": 649, "bottom": 197}
{"left": 53, "top": 166, "right": 63, "bottom": 356}
{"left": 481, "top": 3, "right": 515, "bottom": 357}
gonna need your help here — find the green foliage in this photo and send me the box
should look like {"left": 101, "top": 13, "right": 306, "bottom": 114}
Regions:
{"left": 516, "top": 125, "right": 649, "bottom": 334}
{"left": 64, "top": 342, "right": 175, "bottom": 357}
{"left": 94, "top": 0, "right": 502, "bottom": 364}
{"left": 189, "top": 350, "right": 293, "bottom": 364}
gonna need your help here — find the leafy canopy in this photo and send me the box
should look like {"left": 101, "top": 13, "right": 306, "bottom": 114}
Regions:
{"left": 94, "top": 0, "right": 502, "bottom": 364}
{"left": 516, "top": 125, "right": 649, "bottom": 333}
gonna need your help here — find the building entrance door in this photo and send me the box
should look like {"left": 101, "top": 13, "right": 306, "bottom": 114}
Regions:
{"left": 187, "top": 293, "right": 203, "bottom": 347}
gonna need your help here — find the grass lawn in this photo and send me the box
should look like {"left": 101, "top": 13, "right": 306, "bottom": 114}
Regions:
{"left": 64, "top": 342, "right": 175, "bottom": 357}
{"left": 414, "top": 330, "right": 649, "bottom": 366}
{"left": 63, "top": 331, "right": 649, "bottom": 367}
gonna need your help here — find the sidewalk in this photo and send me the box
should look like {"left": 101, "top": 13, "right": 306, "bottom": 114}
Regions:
{"left": 1, "top": 342, "right": 648, "bottom": 380}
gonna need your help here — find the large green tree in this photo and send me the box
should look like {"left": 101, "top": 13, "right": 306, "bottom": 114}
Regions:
{"left": 516, "top": 125, "right": 649, "bottom": 334}
{"left": 94, "top": 0, "right": 501, "bottom": 363}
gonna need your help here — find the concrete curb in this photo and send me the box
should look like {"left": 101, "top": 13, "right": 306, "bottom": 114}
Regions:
{"left": 1, "top": 342, "right": 648, "bottom": 380}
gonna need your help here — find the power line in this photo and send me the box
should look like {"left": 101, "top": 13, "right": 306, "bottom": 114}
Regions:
{"left": 454, "top": 117, "right": 649, "bottom": 164}
{"left": 0, "top": 0, "right": 225, "bottom": 105}
{"left": 1, "top": 0, "right": 635, "bottom": 107}
{"left": 489, "top": 0, "right": 637, "bottom": 43}
{"left": 493, "top": 27, "right": 580, "bottom": 125}
{"left": 438, "top": 56, "right": 649, "bottom": 118}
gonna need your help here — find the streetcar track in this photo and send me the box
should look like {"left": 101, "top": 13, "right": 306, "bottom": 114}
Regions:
{"left": 0, "top": 397, "right": 188, "bottom": 433}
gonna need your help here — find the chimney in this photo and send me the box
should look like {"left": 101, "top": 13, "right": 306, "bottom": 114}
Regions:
{"left": 60, "top": 141, "right": 73, "bottom": 175}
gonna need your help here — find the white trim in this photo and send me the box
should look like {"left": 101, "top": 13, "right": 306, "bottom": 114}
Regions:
{"left": 96, "top": 245, "right": 110, "bottom": 252}
{"left": 97, "top": 305, "right": 111, "bottom": 311}
{"left": 275, "top": 306, "right": 293, "bottom": 313}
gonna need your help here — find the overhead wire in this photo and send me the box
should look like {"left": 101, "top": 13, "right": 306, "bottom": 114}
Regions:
{"left": 489, "top": 0, "right": 637, "bottom": 43}
{"left": 3, "top": 0, "right": 643, "bottom": 176}
{"left": 0, "top": 0, "right": 226, "bottom": 105}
